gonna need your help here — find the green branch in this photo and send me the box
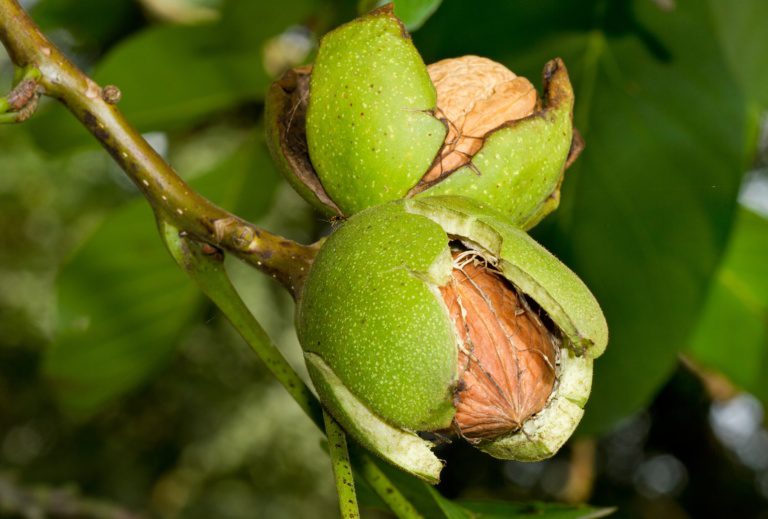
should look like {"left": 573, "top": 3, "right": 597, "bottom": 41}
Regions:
{"left": 324, "top": 411, "right": 361, "bottom": 519}
{"left": 0, "top": 0, "right": 316, "bottom": 296}
{"left": 350, "top": 445, "right": 424, "bottom": 519}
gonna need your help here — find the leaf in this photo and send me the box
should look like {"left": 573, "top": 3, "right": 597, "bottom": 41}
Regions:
{"left": 458, "top": 501, "right": 615, "bottom": 519}
{"left": 45, "top": 137, "right": 279, "bottom": 416}
{"left": 429, "top": 488, "right": 473, "bottom": 519}
{"left": 139, "top": 0, "right": 223, "bottom": 25}
{"left": 30, "top": 0, "right": 141, "bottom": 49}
{"left": 358, "top": 0, "right": 443, "bottom": 31}
{"left": 412, "top": 2, "right": 592, "bottom": 60}
{"left": 354, "top": 455, "right": 461, "bottom": 518}
{"left": 355, "top": 454, "right": 613, "bottom": 518}
{"left": 45, "top": 200, "right": 199, "bottom": 416}
{"left": 29, "top": 0, "right": 318, "bottom": 153}
{"left": 93, "top": 26, "right": 264, "bottom": 131}
{"left": 709, "top": 0, "right": 768, "bottom": 109}
{"left": 418, "top": 0, "right": 749, "bottom": 434}
{"left": 687, "top": 208, "right": 768, "bottom": 404}
{"left": 552, "top": 0, "right": 748, "bottom": 434}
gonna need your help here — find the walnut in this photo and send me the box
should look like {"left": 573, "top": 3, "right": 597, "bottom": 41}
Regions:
{"left": 440, "top": 251, "right": 558, "bottom": 440}
{"left": 425, "top": 56, "right": 537, "bottom": 182}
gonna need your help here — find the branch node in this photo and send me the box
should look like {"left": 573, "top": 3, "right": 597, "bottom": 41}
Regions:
{"left": 232, "top": 226, "right": 256, "bottom": 251}
{"left": 1, "top": 68, "right": 42, "bottom": 123}
{"left": 213, "top": 217, "right": 237, "bottom": 243}
{"left": 200, "top": 242, "right": 224, "bottom": 262}
{"left": 84, "top": 79, "right": 101, "bottom": 99}
{"left": 101, "top": 84, "right": 122, "bottom": 104}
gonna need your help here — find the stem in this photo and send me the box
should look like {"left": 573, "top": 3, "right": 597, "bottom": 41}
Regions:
{"left": 0, "top": 0, "right": 316, "bottom": 296}
{"left": 350, "top": 446, "right": 424, "bottom": 519}
{"left": 324, "top": 411, "right": 361, "bottom": 519}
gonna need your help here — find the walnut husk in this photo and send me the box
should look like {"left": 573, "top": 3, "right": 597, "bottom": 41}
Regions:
{"left": 440, "top": 252, "right": 558, "bottom": 440}
{"left": 266, "top": 65, "right": 342, "bottom": 215}
{"left": 424, "top": 56, "right": 537, "bottom": 182}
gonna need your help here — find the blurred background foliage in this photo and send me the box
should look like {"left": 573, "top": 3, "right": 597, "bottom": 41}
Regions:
{"left": 0, "top": 0, "right": 767, "bottom": 517}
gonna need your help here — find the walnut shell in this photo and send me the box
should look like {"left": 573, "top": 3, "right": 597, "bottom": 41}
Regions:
{"left": 442, "top": 252, "right": 558, "bottom": 440}
{"left": 425, "top": 56, "right": 537, "bottom": 181}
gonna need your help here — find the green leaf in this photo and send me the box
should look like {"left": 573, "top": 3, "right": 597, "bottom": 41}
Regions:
{"left": 709, "top": 0, "right": 768, "bottom": 109}
{"left": 45, "top": 199, "right": 199, "bottom": 416}
{"left": 30, "top": 0, "right": 141, "bottom": 49}
{"left": 358, "top": 0, "right": 443, "bottom": 31}
{"left": 354, "top": 456, "right": 455, "bottom": 518}
{"left": 94, "top": 26, "right": 265, "bottom": 131}
{"left": 29, "top": 0, "right": 318, "bottom": 153}
{"left": 458, "top": 500, "right": 615, "bottom": 519}
{"left": 355, "top": 454, "right": 613, "bottom": 518}
{"left": 418, "top": 0, "right": 749, "bottom": 433}
{"left": 687, "top": 208, "right": 768, "bottom": 404}
{"left": 45, "top": 137, "right": 279, "bottom": 416}
{"left": 555, "top": 1, "right": 747, "bottom": 434}
{"left": 430, "top": 487, "right": 472, "bottom": 519}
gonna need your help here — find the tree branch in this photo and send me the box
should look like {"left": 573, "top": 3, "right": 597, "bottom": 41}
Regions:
{"left": 0, "top": 0, "right": 317, "bottom": 297}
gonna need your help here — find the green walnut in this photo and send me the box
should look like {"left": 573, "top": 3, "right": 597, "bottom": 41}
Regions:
{"left": 296, "top": 196, "right": 607, "bottom": 483}
{"left": 266, "top": 5, "right": 581, "bottom": 228}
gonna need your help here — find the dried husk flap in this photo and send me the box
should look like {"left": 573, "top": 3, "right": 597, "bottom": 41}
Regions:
{"left": 265, "top": 65, "right": 341, "bottom": 215}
